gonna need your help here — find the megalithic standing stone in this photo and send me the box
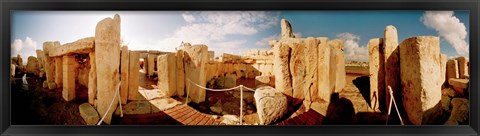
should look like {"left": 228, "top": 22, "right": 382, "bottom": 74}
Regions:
{"left": 95, "top": 14, "right": 121, "bottom": 124}
{"left": 273, "top": 42, "right": 293, "bottom": 104}
{"left": 368, "top": 38, "right": 384, "bottom": 112}
{"left": 383, "top": 25, "right": 401, "bottom": 112}
{"left": 281, "top": 19, "right": 295, "bottom": 39}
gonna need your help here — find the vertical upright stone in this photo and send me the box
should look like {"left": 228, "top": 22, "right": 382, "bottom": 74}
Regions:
{"left": 128, "top": 51, "right": 140, "bottom": 100}
{"left": 384, "top": 25, "right": 400, "bottom": 110}
{"left": 399, "top": 36, "right": 442, "bottom": 125}
{"left": 63, "top": 55, "right": 77, "bottom": 102}
{"left": 288, "top": 41, "right": 306, "bottom": 107}
{"left": 43, "top": 41, "right": 58, "bottom": 88}
{"left": 317, "top": 37, "right": 331, "bottom": 102}
{"left": 157, "top": 54, "right": 177, "bottom": 97}
{"left": 281, "top": 19, "right": 295, "bottom": 39}
{"left": 304, "top": 37, "right": 320, "bottom": 110}
{"left": 55, "top": 57, "right": 63, "bottom": 88}
{"left": 368, "top": 38, "right": 384, "bottom": 112}
{"left": 176, "top": 50, "right": 185, "bottom": 96}
{"left": 439, "top": 54, "right": 447, "bottom": 88}
{"left": 88, "top": 52, "right": 97, "bottom": 105}
{"left": 446, "top": 59, "right": 459, "bottom": 80}
{"left": 120, "top": 46, "right": 129, "bottom": 105}
{"left": 456, "top": 57, "right": 469, "bottom": 79}
{"left": 183, "top": 45, "right": 208, "bottom": 103}
{"left": 95, "top": 14, "right": 121, "bottom": 124}
{"left": 273, "top": 42, "right": 292, "bottom": 104}
{"left": 147, "top": 54, "right": 157, "bottom": 77}
{"left": 330, "top": 39, "right": 346, "bottom": 93}
{"left": 36, "top": 50, "right": 44, "bottom": 70}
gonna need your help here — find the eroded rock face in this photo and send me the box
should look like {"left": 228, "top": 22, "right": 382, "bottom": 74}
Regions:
{"left": 384, "top": 25, "right": 400, "bottom": 111}
{"left": 157, "top": 53, "right": 177, "bottom": 97}
{"left": 288, "top": 41, "right": 306, "bottom": 106}
{"left": 368, "top": 38, "right": 384, "bottom": 112}
{"left": 183, "top": 44, "right": 208, "bottom": 104}
{"left": 215, "top": 74, "right": 236, "bottom": 89}
{"left": 399, "top": 36, "right": 442, "bottom": 125}
{"left": 281, "top": 19, "right": 295, "bottom": 39}
{"left": 273, "top": 42, "right": 292, "bottom": 104}
{"left": 26, "top": 56, "right": 39, "bottom": 75}
{"left": 304, "top": 37, "right": 320, "bottom": 110}
{"left": 88, "top": 52, "right": 97, "bottom": 105}
{"left": 176, "top": 49, "right": 185, "bottom": 96}
{"left": 255, "top": 75, "right": 274, "bottom": 88}
{"left": 254, "top": 86, "right": 288, "bottom": 125}
{"left": 95, "top": 14, "right": 121, "bottom": 124}
{"left": 446, "top": 59, "right": 459, "bottom": 81}
{"left": 43, "top": 41, "right": 59, "bottom": 87}
{"left": 316, "top": 37, "right": 331, "bottom": 103}
{"left": 79, "top": 103, "right": 100, "bottom": 125}
{"left": 329, "top": 39, "right": 346, "bottom": 93}
{"left": 445, "top": 98, "right": 469, "bottom": 125}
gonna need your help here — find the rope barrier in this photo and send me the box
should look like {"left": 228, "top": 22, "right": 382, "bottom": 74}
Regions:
{"left": 386, "top": 86, "right": 404, "bottom": 125}
{"left": 97, "top": 81, "right": 122, "bottom": 125}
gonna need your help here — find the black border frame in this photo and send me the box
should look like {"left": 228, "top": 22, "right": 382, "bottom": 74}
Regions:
{"left": 1, "top": 0, "right": 478, "bottom": 135}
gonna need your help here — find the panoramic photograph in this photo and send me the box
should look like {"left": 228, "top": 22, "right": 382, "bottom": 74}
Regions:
{"left": 10, "top": 10, "right": 470, "bottom": 125}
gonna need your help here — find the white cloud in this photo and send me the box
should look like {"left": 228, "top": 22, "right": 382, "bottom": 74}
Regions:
{"left": 336, "top": 32, "right": 368, "bottom": 62}
{"left": 11, "top": 37, "right": 39, "bottom": 63}
{"left": 155, "top": 11, "right": 280, "bottom": 55}
{"left": 421, "top": 11, "right": 469, "bottom": 56}
{"left": 255, "top": 33, "right": 279, "bottom": 47}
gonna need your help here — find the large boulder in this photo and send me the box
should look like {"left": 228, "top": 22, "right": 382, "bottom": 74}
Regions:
{"left": 448, "top": 78, "right": 469, "bottom": 96}
{"left": 183, "top": 44, "right": 209, "bottom": 104}
{"left": 368, "top": 38, "right": 385, "bottom": 112}
{"left": 254, "top": 86, "right": 288, "bottom": 125}
{"left": 399, "top": 36, "right": 442, "bottom": 125}
{"left": 95, "top": 14, "right": 121, "bottom": 124}
{"left": 254, "top": 75, "right": 274, "bottom": 88}
{"left": 157, "top": 53, "right": 177, "bottom": 97}
{"left": 445, "top": 98, "right": 469, "bottom": 125}
{"left": 26, "top": 56, "right": 39, "bottom": 75}
{"left": 79, "top": 103, "right": 100, "bottom": 125}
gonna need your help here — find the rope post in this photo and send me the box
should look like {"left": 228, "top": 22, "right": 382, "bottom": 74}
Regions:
{"left": 240, "top": 85, "right": 243, "bottom": 125}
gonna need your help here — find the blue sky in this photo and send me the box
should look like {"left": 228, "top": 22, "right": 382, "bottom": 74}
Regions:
{"left": 11, "top": 11, "right": 469, "bottom": 62}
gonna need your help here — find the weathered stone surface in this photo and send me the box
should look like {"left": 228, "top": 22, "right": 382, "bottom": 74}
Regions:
{"left": 456, "top": 57, "right": 469, "bottom": 79}
{"left": 280, "top": 19, "right": 295, "bottom": 39}
{"left": 399, "top": 36, "right": 442, "bottom": 125}
{"left": 310, "top": 101, "right": 329, "bottom": 116}
{"left": 63, "top": 55, "right": 77, "bottom": 102}
{"left": 445, "top": 98, "right": 469, "bottom": 125}
{"left": 43, "top": 41, "right": 59, "bottom": 85}
{"left": 176, "top": 49, "right": 185, "bottom": 96}
{"left": 147, "top": 54, "right": 157, "bottom": 77}
{"left": 11, "top": 64, "right": 15, "bottom": 77}
{"left": 288, "top": 41, "right": 306, "bottom": 106}
{"left": 442, "top": 88, "right": 457, "bottom": 98}
{"left": 273, "top": 42, "right": 292, "bottom": 103}
{"left": 79, "top": 103, "right": 100, "bottom": 125}
{"left": 448, "top": 78, "right": 469, "bottom": 95}
{"left": 120, "top": 46, "right": 129, "bottom": 105}
{"left": 54, "top": 57, "right": 63, "bottom": 87}
{"left": 157, "top": 54, "right": 177, "bottom": 97}
{"left": 446, "top": 59, "right": 459, "bottom": 82}
{"left": 123, "top": 100, "right": 151, "bottom": 115}
{"left": 215, "top": 74, "right": 236, "bottom": 89}
{"left": 329, "top": 39, "right": 346, "bottom": 93}
{"left": 95, "top": 14, "right": 121, "bottom": 124}
{"left": 49, "top": 37, "right": 95, "bottom": 57}
{"left": 368, "top": 38, "right": 384, "bottom": 112}
{"left": 317, "top": 37, "right": 331, "bottom": 102}
{"left": 128, "top": 51, "right": 140, "bottom": 100}
{"left": 384, "top": 25, "right": 400, "bottom": 110}
{"left": 88, "top": 52, "right": 97, "bottom": 105}
{"left": 150, "top": 98, "right": 182, "bottom": 113}
{"left": 36, "top": 50, "right": 44, "bottom": 69}
{"left": 183, "top": 44, "right": 208, "bottom": 103}
{"left": 255, "top": 75, "right": 274, "bottom": 88}
{"left": 26, "top": 56, "right": 39, "bottom": 75}
{"left": 439, "top": 54, "right": 447, "bottom": 88}
{"left": 304, "top": 37, "right": 320, "bottom": 110}
{"left": 254, "top": 86, "right": 288, "bottom": 125}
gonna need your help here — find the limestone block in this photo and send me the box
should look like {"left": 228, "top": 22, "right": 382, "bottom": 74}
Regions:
{"left": 123, "top": 100, "right": 152, "bottom": 115}
{"left": 49, "top": 37, "right": 95, "bottom": 57}
{"left": 448, "top": 78, "right": 469, "bottom": 95}
{"left": 368, "top": 38, "right": 384, "bottom": 111}
{"left": 183, "top": 44, "right": 208, "bottom": 104}
{"left": 54, "top": 57, "right": 63, "bottom": 87}
{"left": 317, "top": 37, "right": 331, "bottom": 102}
{"left": 303, "top": 37, "right": 320, "bottom": 109}
{"left": 281, "top": 19, "right": 295, "bottom": 39}
{"left": 439, "top": 54, "right": 447, "bottom": 88}
{"left": 215, "top": 74, "right": 236, "bottom": 89}
{"left": 78, "top": 67, "right": 89, "bottom": 87}
{"left": 147, "top": 54, "right": 157, "bottom": 77}
{"left": 456, "top": 57, "right": 469, "bottom": 79}
{"left": 120, "top": 46, "right": 129, "bottom": 104}
{"left": 36, "top": 50, "right": 44, "bottom": 69}
{"left": 445, "top": 98, "right": 469, "bottom": 125}
{"left": 43, "top": 41, "right": 59, "bottom": 84}
{"left": 176, "top": 50, "right": 185, "bottom": 96}
{"left": 128, "top": 51, "right": 140, "bottom": 100}
{"left": 88, "top": 52, "right": 97, "bottom": 105}
{"left": 399, "top": 36, "right": 442, "bottom": 125}
{"left": 157, "top": 54, "right": 177, "bottom": 97}
{"left": 446, "top": 59, "right": 459, "bottom": 81}
{"left": 384, "top": 25, "right": 401, "bottom": 110}
{"left": 255, "top": 75, "right": 274, "bottom": 88}
{"left": 79, "top": 103, "right": 100, "bottom": 125}
{"left": 63, "top": 55, "right": 77, "bottom": 102}
{"left": 26, "top": 56, "right": 39, "bottom": 75}
{"left": 254, "top": 86, "right": 288, "bottom": 125}
{"left": 95, "top": 14, "right": 121, "bottom": 124}
{"left": 329, "top": 39, "right": 346, "bottom": 93}
{"left": 288, "top": 42, "right": 306, "bottom": 106}
{"left": 273, "top": 42, "right": 292, "bottom": 103}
